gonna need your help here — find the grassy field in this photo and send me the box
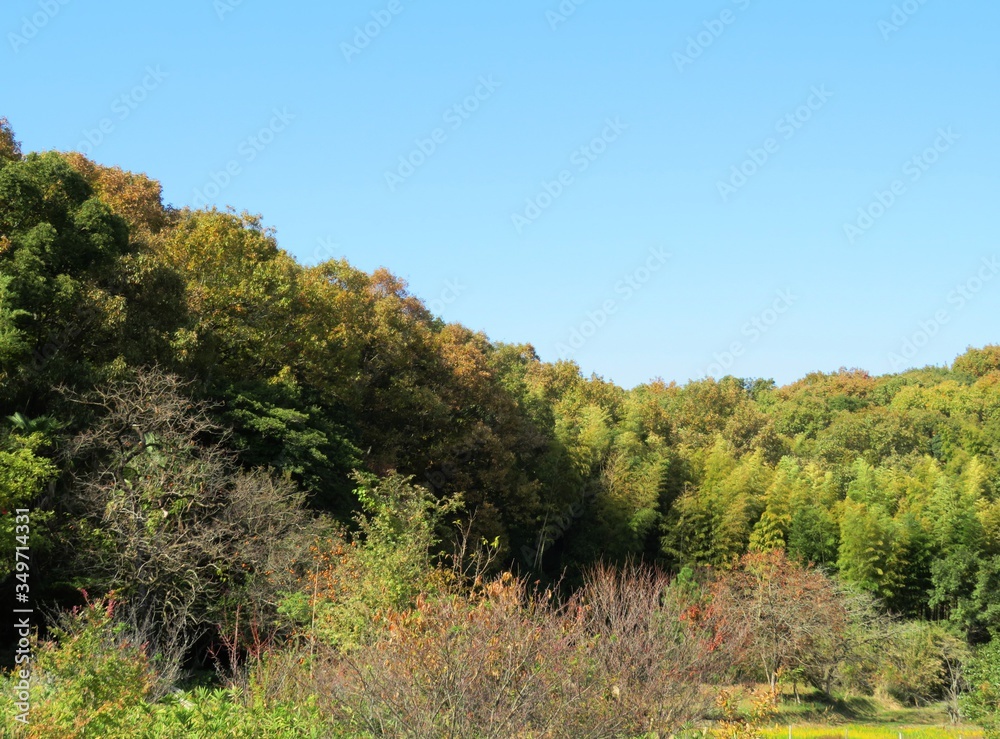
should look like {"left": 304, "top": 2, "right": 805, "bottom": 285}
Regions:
{"left": 761, "top": 727, "right": 981, "bottom": 739}
{"left": 756, "top": 688, "right": 984, "bottom": 739}
{"left": 674, "top": 686, "right": 986, "bottom": 739}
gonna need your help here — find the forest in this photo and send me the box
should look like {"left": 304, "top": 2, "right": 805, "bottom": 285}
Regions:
{"left": 1, "top": 115, "right": 999, "bottom": 736}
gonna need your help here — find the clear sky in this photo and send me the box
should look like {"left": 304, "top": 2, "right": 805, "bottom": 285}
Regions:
{"left": 4, "top": 0, "right": 999, "bottom": 388}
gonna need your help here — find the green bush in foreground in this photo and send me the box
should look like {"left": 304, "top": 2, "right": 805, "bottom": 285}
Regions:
{"left": 137, "top": 688, "right": 331, "bottom": 739}
{"left": 0, "top": 598, "right": 332, "bottom": 738}
{"left": 3, "top": 597, "right": 154, "bottom": 737}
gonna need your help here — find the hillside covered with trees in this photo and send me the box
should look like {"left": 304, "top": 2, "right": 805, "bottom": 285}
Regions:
{"left": 2, "top": 117, "right": 1000, "bottom": 736}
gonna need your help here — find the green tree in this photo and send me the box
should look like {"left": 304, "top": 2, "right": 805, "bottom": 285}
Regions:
{"left": 0, "top": 424, "right": 57, "bottom": 577}
{"left": 750, "top": 457, "right": 809, "bottom": 552}
{"left": 0, "top": 151, "right": 133, "bottom": 410}
{"left": 837, "top": 499, "right": 906, "bottom": 599}
{"left": 280, "top": 472, "right": 462, "bottom": 651}
{"left": 0, "top": 117, "right": 20, "bottom": 165}
{"left": 954, "top": 345, "right": 1000, "bottom": 379}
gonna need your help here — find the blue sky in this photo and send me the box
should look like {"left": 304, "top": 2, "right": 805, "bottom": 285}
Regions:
{"left": 4, "top": 0, "right": 999, "bottom": 388}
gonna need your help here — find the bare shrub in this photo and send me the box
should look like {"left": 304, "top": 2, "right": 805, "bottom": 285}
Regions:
{"left": 62, "top": 368, "right": 310, "bottom": 687}
{"left": 305, "top": 562, "right": 718, "bottom": 738}
{"left": 572, "top": 560, "right": 720, "bottom": 735}
{"left": 707, "top": 550, "right": 850, "bottom": 692}
{"left": 309, "top": 575, "right": 579, "bottom": 738}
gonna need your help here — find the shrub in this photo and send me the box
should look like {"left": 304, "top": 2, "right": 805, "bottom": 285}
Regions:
{"left": 713, "top": 685, "right": 779, "bottom": 739}
{"left": 963, "top": 639, "right": 1000, "bottom": 738}
{"left": 575, "top": 560, "right": 719, "bottom": 733}
{"left": 0, "top": 426, "right": 57, "bottom": 578}
{"left": 311, "top": 575, "right": 581, "bottom": 737}
{"left": 308, "top": 562, "right": 718, "bottom": 738}
{"left": 0, "top": 597, "right": 154, "bottom": 738}
{"left": 279, "top": 472, "right": 460, "bottom": 652}
{"left": 143, "top": 687, "right": 330, "bottom": 738}
{"left": 63, "top": 369, "right": 311, "bottom": 677}
{"left": 0, "top": 597, "right": 333, "bottom": 738}
{"left": 876, "top": 621, "right": 968, "bottom": 711}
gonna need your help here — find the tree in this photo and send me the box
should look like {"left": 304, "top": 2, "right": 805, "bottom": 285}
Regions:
{"left": 62, "top": 369, "right": 311, "bottom": 668}
{"left": 0, "top": 151, "right": 133, "bottom": 411}
{"left": 837, "top": 499, "right": 906, "bottom": 599}
{"left": 797, "top": 585, "right": 889, "bottom": 698}
{"left": 661, "top": 439, "right": 772, "bottom": 568}
{"left": 749, "top": 457, "right": 810, "bottom": 552}
{"left": 877, "top": 621, "right": 969, "bottom": 711}
{"left": 709, "top": 549, "right": 849, "bottom": 691}
{"left": 0, "top": 118, "right": 20, "bottom": 165}
{"left": 816, "top": 406, "right": 932, "bottom": 466}
{"left": 786, "top": 501, "right": 839, "bottom": 566}
{"left": 954, "top": 345, "right": 1000, "bottom": 379}
{"left": 155, "top": 209, "right": 360, "bottom": 508}
{"left": 62, "top": 153, "right": 168, "bottom": 237}
{"left": 0, "top": 422, "right": 57, "bottom": 577}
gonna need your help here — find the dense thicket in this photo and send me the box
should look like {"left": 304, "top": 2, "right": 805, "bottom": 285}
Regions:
{"left": 2, "top": 120, "right": 1000, "bottom": 632}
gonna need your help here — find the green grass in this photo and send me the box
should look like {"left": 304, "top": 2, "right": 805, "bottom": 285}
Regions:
{"left": 760, "top": 726, "right": 982, "bottom": 739}
{"left": 672, "top": 686, "right": 986, "bottom": 739}
{"left": 760, "top": 686, "right": 983, "bottom": 739}
{"left": 773, "top": 693, "right": 948, "bottom": 723}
